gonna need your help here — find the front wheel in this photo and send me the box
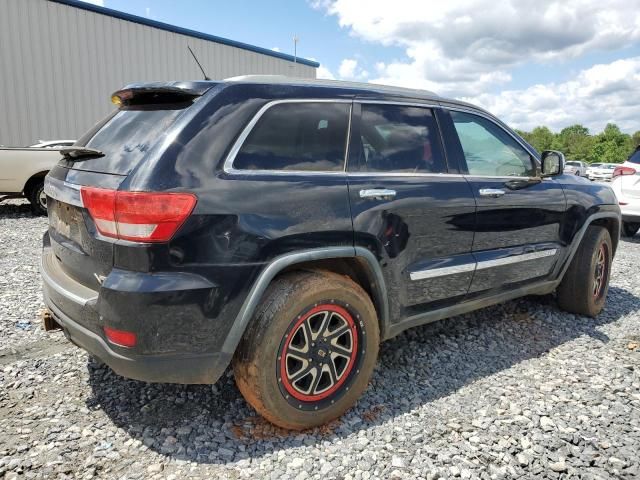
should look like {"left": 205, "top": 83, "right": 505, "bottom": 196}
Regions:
{"left": 556, "top": 226, "right": 612, "bottom": 317}
{"left": 622, "top": 222, "right": 640, "bottom": 237}
{"left": 233, "top": 270, "right": 379, "bottom": 430}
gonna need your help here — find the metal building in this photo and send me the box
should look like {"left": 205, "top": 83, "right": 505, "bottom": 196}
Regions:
{"left": 0, "top": 0, "right": 318, "bottom": 146}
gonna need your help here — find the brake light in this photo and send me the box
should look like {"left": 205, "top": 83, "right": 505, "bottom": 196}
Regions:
{"left": 104, "top": 327, "right": 137, "bottom": 347}
{"left": 80, "top": 187, "right": 197, "bottom": 242}
{"left": 612, "top": 166, "right": 636, "bottom": 178}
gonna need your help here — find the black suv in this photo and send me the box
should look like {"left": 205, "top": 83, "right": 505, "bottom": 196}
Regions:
{"left": 42, "top": 76, "right": 621, "bottom": 429}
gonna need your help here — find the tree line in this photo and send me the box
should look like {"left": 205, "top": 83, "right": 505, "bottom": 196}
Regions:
{"left": 515, "top": 124, "right": 640, "bottom": 164}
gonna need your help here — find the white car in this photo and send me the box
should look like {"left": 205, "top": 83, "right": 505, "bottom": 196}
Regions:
{"left": 564, "top": 160, "right": 587, "bottom": 176}
{"left": 611, "top": 148, "right": 640, "bottom": 237}
{"left": 585, "top": 163, "right": 602, "bottom": 179}
{"left": 587, "top": 163, "right": 617, "bottom": 182}
{"left": 0, "top": 142, "right": 74, "bottom": 215}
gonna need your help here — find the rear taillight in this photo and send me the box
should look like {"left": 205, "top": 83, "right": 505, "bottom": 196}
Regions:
{"left": 612, "top": 166, "right": 636, "bottom": 179}
{"left": 104, "top": 326, "right": 137, "bottom": 347}
{"left": 80, "top": 187, "right": 197, "bottom": 242}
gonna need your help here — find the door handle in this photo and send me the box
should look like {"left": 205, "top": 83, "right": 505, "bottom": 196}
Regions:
{"left": 359, "top": 189, "right": 397, "bottom": 200}
{"left": 479, "top": 188, "right": 506, "bottom": 198}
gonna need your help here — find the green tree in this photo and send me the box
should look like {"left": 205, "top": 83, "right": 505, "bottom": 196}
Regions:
{"left": 632, "top": 130, "right": 640, "bottom": 148}
{"left": 588, "top": 123, "right": 633, "bottom": 164}
{"left": 557, "top": 124, "right": 593, "bottom": 162}
{"left": 526, "top": 126, "right": 555, "bottom": 152}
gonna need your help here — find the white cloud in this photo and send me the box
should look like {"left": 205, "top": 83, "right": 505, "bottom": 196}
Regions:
{"left": 315, "top": 0, "right": 640, "bottom": 97}
{"left": 338, "top": 59, "right": 357, "bottom": 78}
{"left": 337, "top": 58, "right": 369, "bottom": 80}
{"left": 271, "top": 47, "right": 281, "bottom": 52}
{"left": 81, "top": 0, "right": 104, "bottom": 5}
{"left": 316, "top": 64, "right": 335, "bottom": 79}
{"left": 468, "top": 57, "right": 640, "bottom": 132}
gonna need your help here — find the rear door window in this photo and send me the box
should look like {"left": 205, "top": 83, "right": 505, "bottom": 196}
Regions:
{"left": 355, "top": 104, "right": 446, "bottom": 173}
{"left": 233, "top": 102, "right": 350, "bottom": 172}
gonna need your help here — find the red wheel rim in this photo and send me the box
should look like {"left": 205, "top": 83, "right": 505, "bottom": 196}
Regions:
{"left": 279, "top": 304, "right": 358, "bottom": 402}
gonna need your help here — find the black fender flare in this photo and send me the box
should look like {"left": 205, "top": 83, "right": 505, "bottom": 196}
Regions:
{"left": 553, "top": 210, "right": 621, "bottom": 283}
{"left": 221, "top": 246, "right": 389, "bottom": 355}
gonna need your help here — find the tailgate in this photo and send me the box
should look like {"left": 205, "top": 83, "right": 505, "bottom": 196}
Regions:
{"left": 43, "top": 82, "right": 212, "bottom": 287}
{"left": 45, "top": 171, "right": 124, "bottom": 289}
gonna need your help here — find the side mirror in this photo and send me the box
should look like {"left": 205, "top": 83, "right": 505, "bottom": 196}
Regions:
{"left": 541, "top": 150, "right": 565, "bottom": 177}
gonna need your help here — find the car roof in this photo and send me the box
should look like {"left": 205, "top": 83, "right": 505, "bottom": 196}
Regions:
{"left": 119, "top": 76, "right": 501, "bottom": 131}
{"left": 222, "top": 75, "right": 497, "bottom": 115}
{"left": 223, "top": 75, "right": 441, "bottom": 100}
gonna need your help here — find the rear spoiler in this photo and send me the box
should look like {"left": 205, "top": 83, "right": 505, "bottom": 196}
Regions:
{"left": 110, "top": 81, "right": 217, "bottom": 107}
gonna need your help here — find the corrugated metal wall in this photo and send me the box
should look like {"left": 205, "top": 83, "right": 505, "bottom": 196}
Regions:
{"left": 0, "top": 0, "right": 316, "bottom": 146}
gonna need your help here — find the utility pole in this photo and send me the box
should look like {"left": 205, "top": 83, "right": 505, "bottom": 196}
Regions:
{"left": 293, "top": 35, "right": 299, "bottom": 64}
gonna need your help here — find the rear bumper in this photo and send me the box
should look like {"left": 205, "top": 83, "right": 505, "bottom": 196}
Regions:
{"left": 44, "top": 295, "right": 231, "bottom": 383}
{"left": 41, "top": 245, "right": 232, "bottom": 384}
{"left": 618, "top": 200, "right": 640, "bottom": 224}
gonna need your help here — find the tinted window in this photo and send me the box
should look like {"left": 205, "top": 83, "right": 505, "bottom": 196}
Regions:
{"left": 234, "top": 102, "right": 349, "bottom": 171}
{"left": 356, "top": 104, "right": 445, "bottom": 173}
{"left": 451, "top": 111, "right": 535, "bottom": 177}
{"left": 74, "top": 108, "right": 185, "bottom": 175}
{"left": 628, "top": 148, "right": 640, "bottom": 164}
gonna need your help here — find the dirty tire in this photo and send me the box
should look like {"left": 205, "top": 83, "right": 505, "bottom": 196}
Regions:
{"left": 28, "top": 179, "right": 47, "bottom": 216}
{"left": 233, "top": 270, "right": 379, "bottom": 430}
{"left": 557, "top": 225, "right": 612, "bottom": 317}
{"left": 622, "top": 222, "right": 639, "bottom": 238}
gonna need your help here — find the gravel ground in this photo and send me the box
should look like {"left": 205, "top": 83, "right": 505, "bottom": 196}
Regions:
{"left": 1, "top": 198, "right": 639, "bottom": 480}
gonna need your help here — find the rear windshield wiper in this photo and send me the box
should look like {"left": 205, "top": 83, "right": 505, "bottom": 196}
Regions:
{"left": 59, "top": 147, "right": 105, "bottom": 161}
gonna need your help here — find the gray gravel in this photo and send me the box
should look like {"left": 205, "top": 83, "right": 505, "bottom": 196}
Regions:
{"left": 1, "top": 198, "right": 639, "bottom": 479}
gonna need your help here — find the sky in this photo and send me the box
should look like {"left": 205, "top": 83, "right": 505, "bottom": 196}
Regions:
{"left": 83, "top": 0, "right": 640, "bottom": 134}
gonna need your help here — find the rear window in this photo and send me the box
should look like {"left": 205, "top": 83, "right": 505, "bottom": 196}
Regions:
{"left": 566, "top": 161, "right": 580, "bottom": 166}
{"left": 233, "top": 102, "right": 350, "bottom": 172}
{"left": 629, "top": 148, "right": 640, "bottom": 164}
{"left": 70, "top": 108, "right": 186, "bottom": 175}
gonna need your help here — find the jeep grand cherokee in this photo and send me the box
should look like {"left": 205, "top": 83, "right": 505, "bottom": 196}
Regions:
{"left": 41, "top": 76, "right": 621, "bottom": 429}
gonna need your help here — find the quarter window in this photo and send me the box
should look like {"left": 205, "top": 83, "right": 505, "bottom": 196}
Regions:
{"left": 356, "top": 104, "right": 446, "bottom": 173}
{"left": 451, "top": 111, "right": 535, "bottom": 177}
{"left": 233, "top": 102, "right": 350, "bottom": 171}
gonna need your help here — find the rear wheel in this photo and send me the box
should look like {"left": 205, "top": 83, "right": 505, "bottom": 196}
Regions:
{"left": 556, "top": 226, "right": 612, "bottom": 317}
{"left": 27, "top": 179, "right": 47, "bottom": 216}
{"left": 622, "top": 222, "right": 640, "bottom": 237}
{"left": 233, "top": 270, "right": 379, "bottom": 430}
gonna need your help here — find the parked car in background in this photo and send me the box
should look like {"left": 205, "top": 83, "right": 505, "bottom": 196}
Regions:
{"left": 588, "top": 163, "right": 617, "bottom": 182}
{"left": 41, "top": 77, "right": 621, "bottom": 430}
{"left": 0, "top": 141, "right": 75, "bottom": 214}
{"left": 564, "top": 160, "right": 586, "bottom": 176}
{"left": 586, "top": 163, "right": 602, "bottom": 179}
{"left": 30, "top": 140, "right": 76, "bottom": 149}
{"left": 611, "top": 147, "right": 640, "bottom": 237}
